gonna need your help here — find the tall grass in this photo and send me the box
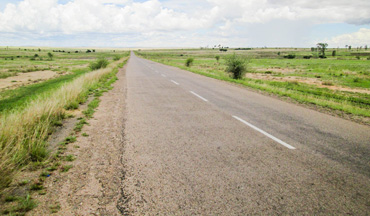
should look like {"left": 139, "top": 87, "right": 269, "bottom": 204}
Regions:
{"left": 0, "top": 58, "right": 126, "bottom": 190}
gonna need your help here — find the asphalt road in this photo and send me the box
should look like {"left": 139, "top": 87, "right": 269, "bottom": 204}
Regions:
{"left": 121, "top": 53, "right": 370, "bottom": 215}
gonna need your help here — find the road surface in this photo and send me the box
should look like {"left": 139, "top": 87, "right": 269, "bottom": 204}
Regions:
{"left": 120, "top": 53, "right": 370, "bottom": 215}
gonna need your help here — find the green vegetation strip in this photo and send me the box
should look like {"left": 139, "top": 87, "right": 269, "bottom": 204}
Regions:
{"left": 0, "top": 68, "right": 90, "bottom": 113}
{"left": 0, "top": 55, "right": 129, "bottom": 193}
{"left": 0, "top": 56, "right": 128, "bottom": 215}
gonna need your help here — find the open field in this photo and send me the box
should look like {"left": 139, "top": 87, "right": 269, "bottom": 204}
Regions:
{"left": 136, "top": 48, "right": 370, "bottom": 123}
{"left": 0, "top": 47, "right": 128, "bottom": 113}
{"left": 0, "top": 48, "right": 129, "bottom": 197}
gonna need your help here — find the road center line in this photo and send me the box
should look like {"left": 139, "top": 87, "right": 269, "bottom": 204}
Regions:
{"left": 190, "top": 91, "right": 208, "bottom": 102}
{"left": 232, "top": 116, "right": 296, "bottom": 150}
{"left": 171, "top": 80, "right": 179, "bottom": 85}
{"left": 161, "top": 74, "right": 166, "bottom": 77}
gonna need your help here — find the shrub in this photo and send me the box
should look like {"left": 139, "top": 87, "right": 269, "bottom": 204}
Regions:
{"left": 89, "top": 58, "right": 109, "bottom": 70}
{"left": 284, "top": 54, "right": 295, "bottom": 59}
{"left": 225, "top": 54, "right": 247, "bottom": 79}
{"left": 215, "top": 55, "right": 220, "bottom": 62}
{"left": 353, "top": 77, "right": 361, "bottom": 83}
{"left": 48, "top": 52, "right": 53, "bottom": 60}
{"left": 303, "top": 55, "right": 312, "bottom": 59}
{"left": 113, "top": 55, "right": 121, "bottom": 61}
{"left": 322, "top": 81, "right": 333, "bottom": 86}
{"left": 356, "top": 56, "right": 360, "bottom": 60}
{"left": 319, "top": 55, "right": 327, "bottom": 59}
{"left": 185, "top": 58, "right": 194, "bottom": 67}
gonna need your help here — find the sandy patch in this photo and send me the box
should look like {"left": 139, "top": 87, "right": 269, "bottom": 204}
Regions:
{"left": 255, "top": 67, "right": 296, "bottom": 74}
{"left": 0, "top": 70, "right": 58, "bottom": 90}
{"left": 68, "top": 64, "right": 89, "bottom": 70}
{"left": 245, "top": 73, "right": 370, "bottom": 94}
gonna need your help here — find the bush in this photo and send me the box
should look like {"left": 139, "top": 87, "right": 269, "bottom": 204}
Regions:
{"left": 215, "top": 55, "right": 220, "bottom": 62}
{"left": 89, "top": 58, "right": 109, "bottom": 70}
{"left": 225, "top": 54, "right": 247, "bottom": 79}
{"left": 48, "top": 52, "right": 53, "bottom": 60}
{"left": 322, "top": 81, "right": 333, "bottom": 86}
{"left": 303, "top": 55, "right": 312, "bottom": 59}
{"left": 284, "top": 54, "right": 295, "bottom": 59}
{"left": 353, "top": 77, "right": 361, "bottom": 83}
{"left": 113, "top": 55, "right": 121, "bottom": 61}
{"left": 185, "top": 58, "right": 194, "bottom": 67}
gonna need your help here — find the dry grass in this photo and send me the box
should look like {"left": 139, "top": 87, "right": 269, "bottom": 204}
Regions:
{"left": 0, "top": 58, "right": 125, "bottom": 190}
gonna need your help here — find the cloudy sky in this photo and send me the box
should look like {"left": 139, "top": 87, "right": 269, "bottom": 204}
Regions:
{"left": 0, "top": 0, "right": 369, "bottom": 48}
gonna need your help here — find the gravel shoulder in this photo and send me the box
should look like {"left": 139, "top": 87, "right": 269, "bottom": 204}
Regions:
{"left": 29, "top": 65, "right": 127, "bottom": 215}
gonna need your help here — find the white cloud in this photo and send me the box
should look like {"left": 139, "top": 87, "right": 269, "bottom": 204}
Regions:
{"left": 328, "top": 28, "right": 370, "bottom": 47}
{"left": 206, "top": 0, "right": 370, "bottom": 24}
{"left": 0, "top": 0, "right": 215, "bottom": 35}
{"left": 0, "top": 0, "right": 369, "bottom": 47}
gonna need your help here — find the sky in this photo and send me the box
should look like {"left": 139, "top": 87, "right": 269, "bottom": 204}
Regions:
{"left": 0, "top": 0, "right": 369, "bottom": 48}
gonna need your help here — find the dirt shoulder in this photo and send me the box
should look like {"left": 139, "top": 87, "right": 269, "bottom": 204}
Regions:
{"left": 29, "top": 65, "right": 127, "bottom": 215}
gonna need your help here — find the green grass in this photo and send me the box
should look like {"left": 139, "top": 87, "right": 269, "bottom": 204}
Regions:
{"left": 2, "top": 194, "right": 37, "bottom": 215}
{"left": 64, "top": 155, "right": 75, "bottom": 162}
{"left": 0, "top": 67, "right": 90, "bottom": 113}
{"left": 49, "top": 203, "right": 61, "bottom": 213}
{"left": 0, "top": 48, "right": 130, "bottom": 114}
{"left": 74, "top": 118, "right": 88, "bottom": 132}
{"left": 60, "top": 165, "right": 73, "bottom": 173}
{"left": 0, "top": 50, "right": 129, "bottom": 192}
{"left": 64, "top": 136, "right": 77, "bottom": 144}
{"left": 136, "top": 49, "right": 370, "bottom": 119}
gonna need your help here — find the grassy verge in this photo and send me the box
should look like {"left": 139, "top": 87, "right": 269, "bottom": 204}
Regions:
{"left": 136, "top": 51, "right": 370, "bottom": 120}
{"left": 0, "top": 48, "right": 130, "bottom": 114}
{"left": 0, "top": 56, "right": 128, "bottom": 192}
{"left": 0, "top": 56, "right": 128, "bottom": 215}
{"left": 0, "top": 67, "right": 90, "bottom": 113}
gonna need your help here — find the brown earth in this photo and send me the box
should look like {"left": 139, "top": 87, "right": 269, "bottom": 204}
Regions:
{"left": 245, "top": 72, "right": 370, "bottom": 94}
{"left": 0, "top": 70, "right": 58, "bottom": 90}
{"left": 29, "top": 66, "right": 127, "bottom": 215}
{"left": 255, "top": 67, "right": 296, "bottom": 74}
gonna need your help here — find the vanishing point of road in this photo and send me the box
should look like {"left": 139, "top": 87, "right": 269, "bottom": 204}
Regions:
{"left": 121, "top": 53, "right": 370, "bottom": 215}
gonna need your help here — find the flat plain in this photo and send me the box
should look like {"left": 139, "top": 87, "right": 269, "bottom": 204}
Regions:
{"left": 137, "top": 48, "right": 370, "bottom": 124}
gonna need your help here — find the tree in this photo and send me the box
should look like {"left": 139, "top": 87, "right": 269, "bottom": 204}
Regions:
{"left": 48, "top": 52, "right": 53, "bottom": 60}
{"left": 317, "top": 43, "right": 328, "bottom": 57}
{"left": 215, "top": 55, "right": 220, "bottom": 63}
